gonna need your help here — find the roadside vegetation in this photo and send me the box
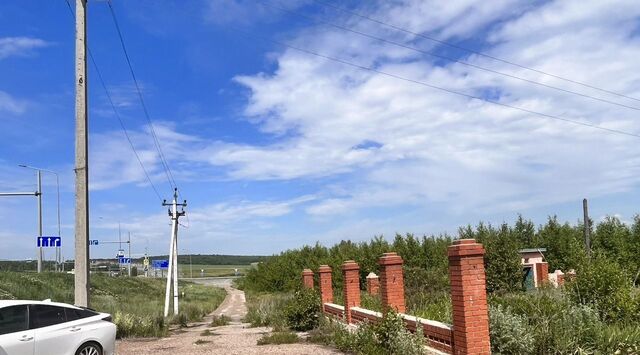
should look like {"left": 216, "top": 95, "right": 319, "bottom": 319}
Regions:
{"left": 239, "top": 214, "right": 640, "bottom": 353}
{"left": 0, "top": 272, "right": 226, "bottom": 338}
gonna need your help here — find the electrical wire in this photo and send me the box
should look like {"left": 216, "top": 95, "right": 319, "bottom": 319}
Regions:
{"left": 311, "top": 0, "right": 640, "bottom": 104}
{"left": 260, "top": 0, "right": 640, "bottom": 112}
{"left": 64, "top": 0, "right": 163, "bottom": 202}
{"left": 106, "top": 0, "right": 178, "bottom": 191}
{"left": 231, "top": 27, "right": 640, "bottom": 139}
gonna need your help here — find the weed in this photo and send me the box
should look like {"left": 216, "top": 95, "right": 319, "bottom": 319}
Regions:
{"left": 210, "top": 314, "right": 231, "bottom": 327}
{"left": 194, "top": 339, "right": 211, "bottom": 345}
{"left": 257, "top": 331, "right": 299, "bottom": 345}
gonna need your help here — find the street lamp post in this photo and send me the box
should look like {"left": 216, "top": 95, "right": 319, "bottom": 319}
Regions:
{"left": 19, "top": 165, "right": 62, "bottom": 273}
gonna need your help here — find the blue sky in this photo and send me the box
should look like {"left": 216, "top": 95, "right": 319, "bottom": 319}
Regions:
{"left": 2, "top": 0, "right": 640, "bottom": 261}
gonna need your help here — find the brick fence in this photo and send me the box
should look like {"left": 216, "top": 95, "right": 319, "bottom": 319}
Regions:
{"left": 303, "top": 238, "right": 491, "bottom": 355}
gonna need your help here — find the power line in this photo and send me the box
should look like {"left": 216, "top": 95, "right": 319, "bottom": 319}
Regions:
{"left": 106, "top": 0, "right": 178, "bottom": 190}
{"left": 231, "top": 27, "right": 640, "bottom": 139}
{"left": 311, "top": 0, "right": 640, "bottom": 104}
{"left": 260, "top": 0, "right": 640, "bottom": 113}
{"left": 64, "top": 0, "right": 163, "bottom": 202}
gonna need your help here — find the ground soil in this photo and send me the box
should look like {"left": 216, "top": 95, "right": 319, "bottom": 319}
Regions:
{"left": 116, "top": 281, "right": 341, "bottom": 354}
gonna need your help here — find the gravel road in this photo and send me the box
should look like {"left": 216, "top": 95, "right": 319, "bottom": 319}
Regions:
{"left": 116, "top": 281, "right": 341, "bottom": 354}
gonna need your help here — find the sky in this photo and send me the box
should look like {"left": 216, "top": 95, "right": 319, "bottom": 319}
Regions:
{"left": 1, "top": 0, "right": 640, "bottom": 262}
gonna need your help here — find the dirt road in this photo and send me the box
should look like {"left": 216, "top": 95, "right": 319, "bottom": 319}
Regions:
{"left": 116, "top": 284, "right": 340, "bottom": 354}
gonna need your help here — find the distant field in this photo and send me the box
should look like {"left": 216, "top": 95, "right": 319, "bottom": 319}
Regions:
{"left": 176, "top": 264, "right": 250, "bottom": 277}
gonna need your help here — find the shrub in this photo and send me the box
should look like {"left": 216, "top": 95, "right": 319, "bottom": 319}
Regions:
{"left": 566, "top": 256, "right": 638, "bottom": 324}
{"left": 257, "top": 331, "right": 299, "bottom": 345}
{"left": 310, "top": 313, "right": 424, "bottom": 355}
{"left": 489, "top": 304, "right": 534, "bottom": 354}
{"left": 210, "top": 315, "right": 230, "bottom": 327}
{"left": 244, "top": 292, "right": 291, "bottom": 329}
{"left": 284, "top": 289, "right": 321, "bottom": 331}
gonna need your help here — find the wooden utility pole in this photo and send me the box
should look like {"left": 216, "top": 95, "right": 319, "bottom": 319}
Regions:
{"left": 583, "top": 198, "right": 591, "bottom": 256}
{"left": 74, "top": 0, "right": 90, "bottom": 307}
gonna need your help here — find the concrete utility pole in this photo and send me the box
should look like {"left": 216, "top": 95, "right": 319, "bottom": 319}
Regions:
{"left": 163, "top": 188, "right": 186, "bottom": 317}
{"left": 74, "top": 0, "right": 90, "bottom": 307}
{"left": 583, "top": 198, "right": 591, "bottom": 256}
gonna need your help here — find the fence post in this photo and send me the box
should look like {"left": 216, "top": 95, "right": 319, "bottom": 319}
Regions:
{"left": 378, "top": 252, "right": 406, "bottom": 313}
{"left": 448, "top": 239, "right": 491, "bottom": 355}
{"left": 302, "top": 268, "right": 314, "bottom": 289}
{"left": 342, "top": 260, "right": 361, "bottom": 323}
{"left": 366, "top": 272, "right": 380, "bottom": 295}
{"left": 319, "top": 265, "right": 333, "bottom": 304}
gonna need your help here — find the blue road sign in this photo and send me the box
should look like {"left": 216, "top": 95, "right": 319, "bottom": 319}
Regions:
{"left": 37, "top": 236, "right": 61, "bottom": 247}
{"left": 89, "top": 240, "right": 99, "bottom": 246}
{"left": 152, "top": 260, "right": 169, "bottom": 269}
{"left": 119, "top": 257, "right": 131, "bottom": 264}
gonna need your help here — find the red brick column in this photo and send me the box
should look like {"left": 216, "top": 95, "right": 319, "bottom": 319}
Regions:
{"left": 342, "top": 260, "right": 361, "bottom": 323}
{"left": 378, "top": 252, "right": 406, "bottom": 313}
{"left": 318, "top": 265, "right": 333, "bottom": 304}
{"left": 448, "top": 239, "right": 491, "bottom": 355}
{"left": 535, "top": 262, "right": 549, "bottom": 287}
{"left": 302, "top": 268, "right": 314, "bottom": 289}
{"left": 366, "top": 272, "right": 380, "bottom": 295}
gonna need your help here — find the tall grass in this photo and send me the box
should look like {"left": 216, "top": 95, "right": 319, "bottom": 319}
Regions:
{"left": 0, "top": 272, "right": 226, "bottom": 338}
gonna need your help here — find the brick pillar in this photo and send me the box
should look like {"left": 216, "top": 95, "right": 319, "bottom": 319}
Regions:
{"left": 448, "top": 239, "right": 490, "bottom": 355}
{"left": 378, "top": 252, "right": 406, "bottom": 313}
{"left": 302, "top": 269, "right": 314, "bottom": 289}
{"left": 366, "top": 272, "right": 380, "bottom": 295}
{"left": 318, "top": 265, "right": 333, "bottom": 304}
{"left": 535, "top": 262, "right": 549, "bottom": 287}
{"left": 342, "top": 260, "right": 361, "bottom": 323}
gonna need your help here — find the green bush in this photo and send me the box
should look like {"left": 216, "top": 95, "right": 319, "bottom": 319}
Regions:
{"left": 489, "top": 304, "right": 534, "bottom": 354}
{"left": 244, "top": 292, "right": 290, "bottom": 329}
{"left": 284, "top": 289, "right": 321, "bottom": 331}
{"left": 566, "top": 256, "right": 639, "bottom": 324}
{"left": 309, "top": 313, "right": 424, "bottom": 355}
{"left": 257, "top": 331, "right": 299, "bottom": 345}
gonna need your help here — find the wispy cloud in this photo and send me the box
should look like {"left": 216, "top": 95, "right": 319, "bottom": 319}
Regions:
{"left": 0, "top": 91, "right": 27, "bottom": 115}
{"left": 0, "top": 36, "right": 49, "bottom": 60}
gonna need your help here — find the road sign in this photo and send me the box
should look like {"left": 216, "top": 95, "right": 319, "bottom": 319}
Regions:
{"left": 117, "top": 249, "right": 125, "bottom": 257}
{"left": 37, "top": 236, "right": 61, "bottom": 247}
{"left": 152, "top": 260, "right": 169, "bottom": 269}
{"left": 143, "top": 258, "right": 149, "bottom": 266}
{"left": 119, "top": 257, "right": 131, "bottom": 264}
{"left": 89, "top": 240, "right": 99, "bottom": 246}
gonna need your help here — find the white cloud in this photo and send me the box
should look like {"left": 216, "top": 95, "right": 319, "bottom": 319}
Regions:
{"left": 0, "top": 91, "right": 27, "bottom": 115}
{"left": 200, "top": 0, "right": 640, "bottom": 216}
{"left": 0, "top": 37, "right": 49, "bottom": 59}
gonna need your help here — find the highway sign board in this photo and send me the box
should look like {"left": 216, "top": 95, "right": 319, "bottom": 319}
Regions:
{"left": 152, "top": 260, "right": 169, "bottom": 269}
{"left": 117, "top": 249, "right": 125, "bottom": 257}
{"left": 37, "top": 236, "right": 61, "bottom": 247}
{"left": 119, "top": 257, "right": 131, "bottom": 264}
{"left": 89, "top": 240, "right": 99, "bottom": 246}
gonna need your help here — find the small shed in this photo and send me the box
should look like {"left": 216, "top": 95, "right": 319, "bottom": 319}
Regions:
{"left": 520, "top": 248, "right": 548, "bottom": 290}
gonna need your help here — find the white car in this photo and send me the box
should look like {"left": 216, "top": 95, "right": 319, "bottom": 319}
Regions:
{"left": 0, "top": 300, "right": 116, "bottom": 355}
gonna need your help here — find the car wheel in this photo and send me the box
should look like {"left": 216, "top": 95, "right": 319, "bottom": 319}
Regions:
{"left": 76, "top": 342, "right": 103, "bottom": 355}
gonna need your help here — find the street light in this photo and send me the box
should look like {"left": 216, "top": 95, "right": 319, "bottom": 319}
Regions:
{"left": 19, "top": 165, "right": 61, "bottom": 272}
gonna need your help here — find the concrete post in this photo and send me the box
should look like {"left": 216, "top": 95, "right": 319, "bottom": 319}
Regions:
{"left": 378, "top": 252, "right": 406, "bottom": 313}
{"left": 302, "top": 269, "right": 314, "bottom": 289}
{"left": 366, "top": 272, "right": 380, "bottom": 295}
{"left": 342, "top": 260, "right": 360, "bottom": 323}
{"left": 318, "top": 265, "right": 333, "bottom": 304}
{"left": 448, "top": 239, "right": 491, "bottom": 355}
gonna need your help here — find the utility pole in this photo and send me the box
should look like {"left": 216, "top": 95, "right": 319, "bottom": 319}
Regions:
{"left": 128, "top": 232, "right": 132, "bottom": 277}
{"left": 74, "top": 0, "right": 90, "bottom": 307}
{"left": 37, "top": 170, "right": 43, "bottom": 273}
{"left": 583, "top": 198, "right": 591, "bottom": 256}
{"left": 163, "top": 188, "right": 186, "bottom": 317}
